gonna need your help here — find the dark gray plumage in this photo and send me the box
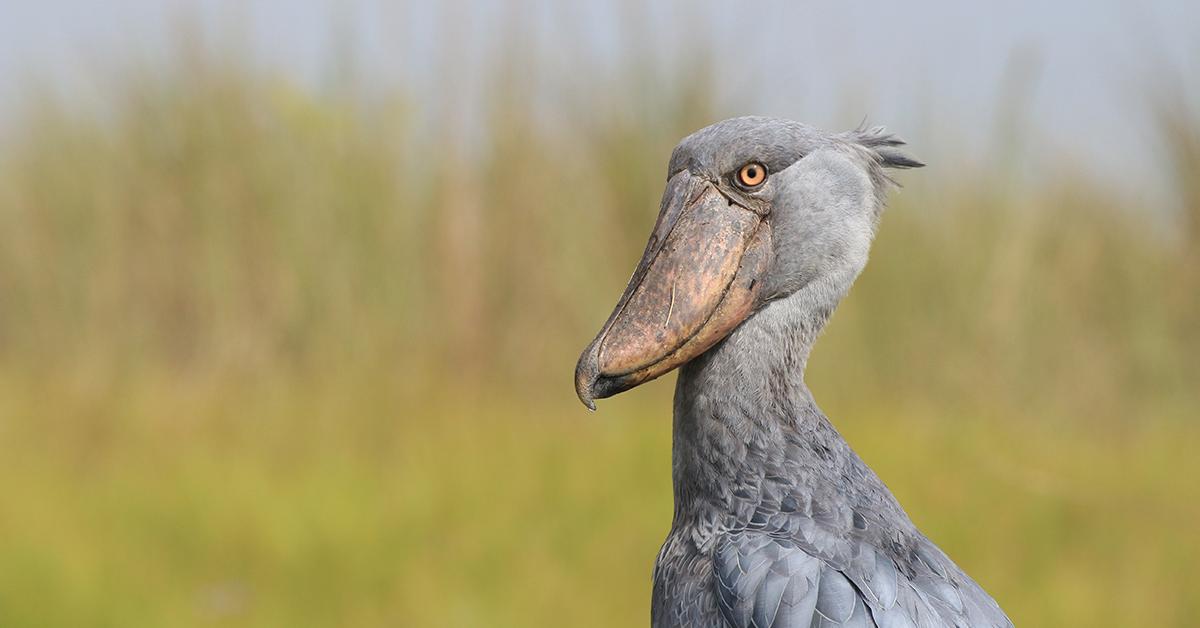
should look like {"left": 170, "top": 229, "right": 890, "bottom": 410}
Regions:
{"left": 576, "top": 117, "right": 1012, "bottom": 628}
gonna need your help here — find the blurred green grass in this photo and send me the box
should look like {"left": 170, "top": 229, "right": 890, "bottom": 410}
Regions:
{"left": 2, "top": 376, "right": 1198, "bottom": 626}
{"left": 0, "top": 32, "right": 1198, "bottom": 627}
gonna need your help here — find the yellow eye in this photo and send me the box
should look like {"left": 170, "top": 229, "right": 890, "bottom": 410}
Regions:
{"left": 737, "top": 162, "right": 767, "bottom": 187}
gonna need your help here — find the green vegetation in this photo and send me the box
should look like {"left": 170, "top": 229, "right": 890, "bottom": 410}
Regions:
{"left": 0, "top": 35, "right": 1197, "bottom": 627}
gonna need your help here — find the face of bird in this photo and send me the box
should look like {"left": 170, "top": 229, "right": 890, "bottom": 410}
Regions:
{"left": 574, "top": 116, "right": 921, "bottom": 409}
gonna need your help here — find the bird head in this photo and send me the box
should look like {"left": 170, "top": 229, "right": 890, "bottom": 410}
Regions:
{"left": 575, "top": 116, "right": 922, "bottom": 409}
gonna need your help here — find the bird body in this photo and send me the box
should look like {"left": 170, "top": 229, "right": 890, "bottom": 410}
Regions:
{"left": 576, "top": 117, "right": 1012, "bottom": 627}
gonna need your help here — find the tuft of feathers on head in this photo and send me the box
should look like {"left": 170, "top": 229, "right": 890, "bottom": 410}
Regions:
{"left": 841, "top": 123, "right": 923, "bottom": 221}
{"left": 850, "top": 125, "right": 925, "bottom": 170}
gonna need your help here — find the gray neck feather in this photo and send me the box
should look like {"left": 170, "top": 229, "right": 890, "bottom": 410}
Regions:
{"left": 671, "top": 261, "right": 881, "bottom": 524}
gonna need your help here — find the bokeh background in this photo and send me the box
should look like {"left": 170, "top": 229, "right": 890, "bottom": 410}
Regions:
{"left": 1, "top": 1, "right": 1198, "bottom": 626}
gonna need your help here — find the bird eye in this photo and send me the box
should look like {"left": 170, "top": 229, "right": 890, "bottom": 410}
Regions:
{"left": 736, "top": 162, "right": 767, "bottom": 188}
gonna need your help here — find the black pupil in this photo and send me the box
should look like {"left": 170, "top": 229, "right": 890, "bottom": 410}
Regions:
{"left": 745, "top": 166, "right": 758, "bottom": 181}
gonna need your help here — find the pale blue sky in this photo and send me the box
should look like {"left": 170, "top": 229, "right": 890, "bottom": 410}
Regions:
{"left": 1, "top": 1, "right": 1197, "bottom": 191}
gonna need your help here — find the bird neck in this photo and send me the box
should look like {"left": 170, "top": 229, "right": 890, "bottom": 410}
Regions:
{"left": 670, "top": 266, "right": 860, "bottom": 521}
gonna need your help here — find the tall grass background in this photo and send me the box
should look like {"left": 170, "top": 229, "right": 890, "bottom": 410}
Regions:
{"left": 0, "top": 16, "right": 1198, "bottom": 628}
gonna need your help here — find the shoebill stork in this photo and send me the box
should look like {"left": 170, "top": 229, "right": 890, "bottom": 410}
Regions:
{"left": 575, "top": 117, "right": 1011, "bottom": 628}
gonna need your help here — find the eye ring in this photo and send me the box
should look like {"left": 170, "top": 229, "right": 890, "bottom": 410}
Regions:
{"left": 736, "top": 162, "right": 767, "bottom": 188}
